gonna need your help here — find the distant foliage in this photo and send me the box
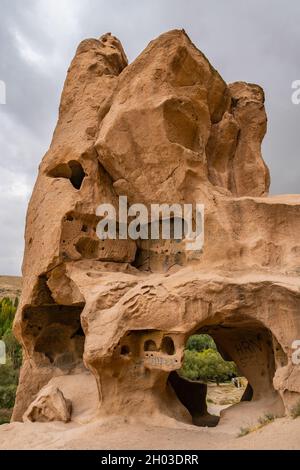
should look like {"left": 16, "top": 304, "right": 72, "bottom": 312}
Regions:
{"left": 291, "top": 400, "right": 300, "bottom": 419}
{"left": 186, "top": 334, "right": 217, "bottom": 352}
{"left": 0, "top": 360, "right": 18, "bottom": 408}
{"left": 180, "top": 334, "right": 237, "bottom": 383}
{"left": 0, "top": 297, "right": 21, "bottom": 368}
{"left": 2, "top": 329, "right": 22, "bottom": 369}
{"left": 0, "top": 298, "right": 17, "bottom": 337}
{"left": 0, "top": 297, "right": 21, "bottom": 424}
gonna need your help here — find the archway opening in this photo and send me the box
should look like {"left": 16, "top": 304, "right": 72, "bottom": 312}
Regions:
{"left": 170, "top": 334, "right": 249, "bottom": 427}
{"left": 168, "top": 316, "right": 282, "bottom": 427}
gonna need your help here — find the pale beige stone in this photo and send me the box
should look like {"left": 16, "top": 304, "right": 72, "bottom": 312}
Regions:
{"left": 23, "top": 385, "right": 72, "bottom": 423}
{"left": 11, "top": 29, "right": 300, "bottom": 434}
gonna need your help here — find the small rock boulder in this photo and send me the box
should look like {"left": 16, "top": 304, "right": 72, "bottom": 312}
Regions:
{"left": 23, "top": 385, "right": 72, "bottom": 423}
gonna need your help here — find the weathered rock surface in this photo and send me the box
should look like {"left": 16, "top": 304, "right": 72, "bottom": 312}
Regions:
{"left": 11, "top": 29, "right": 300, "bottom": 433}
{"left": 23, "top": 385, "right": 72, "bottom": 423}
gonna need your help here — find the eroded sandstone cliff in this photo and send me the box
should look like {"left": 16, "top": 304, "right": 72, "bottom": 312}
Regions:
{"left": 12, "top": 30, "right": 300, "bottom": 428}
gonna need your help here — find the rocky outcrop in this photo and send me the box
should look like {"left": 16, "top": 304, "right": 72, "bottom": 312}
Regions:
{"left": 12, "top": 30, "right": 300, "bottom": 429}
{"left": 23, "top": 385, "right": 72, "bottom": 423}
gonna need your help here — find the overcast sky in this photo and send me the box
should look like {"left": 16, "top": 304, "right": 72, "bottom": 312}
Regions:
{"left": 0, "top": 0, "right": 299, "bottom": 276}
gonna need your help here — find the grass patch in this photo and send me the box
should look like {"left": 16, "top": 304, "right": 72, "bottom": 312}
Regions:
{"left": 237, "top": 427, "right": 251, "bottom": 437}
{"left": 237, "top": 413, "right": 276, "bottom": 438}
{"left": 258, "top": 413, "right": 276, "bottom": 426}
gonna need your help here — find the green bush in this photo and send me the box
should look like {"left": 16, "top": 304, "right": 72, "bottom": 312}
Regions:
{"left": 0, "top": 298, "right": 17, "bottom": 337}
{"left": 0, "top": 409, "right": 12, "bottom": 425}
{"left": 180, "top": 348, "right": 237, "bottom": 383}
{"left": 0, "top": 358, "right": 19, "bottom": 387}
{"left": 0, "top": 298, "right": 21, "bottom": 370}
{"left": 186, "top": 334, "right": 217, "bottom": 352}
{"left": 0, "top": 358, "right": 19, "bottom": 412}
{"left": 0, "top": 384, "right": 17, "bottom": 409}
{"left": 2, "top": 329, "right": 22, "bottom": 369}
{"left": 180, "top": 334, "right": 238, "bottom": 383}
{"left": 0, "top": 298, "right": 20, "bottom": 422}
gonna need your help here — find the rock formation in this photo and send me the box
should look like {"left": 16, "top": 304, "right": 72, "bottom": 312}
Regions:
{"left": 12, "top": 30, "right": 300, "bottom": 428}
{"left": 23, "top": 385, "right": 72, "bottom": 423}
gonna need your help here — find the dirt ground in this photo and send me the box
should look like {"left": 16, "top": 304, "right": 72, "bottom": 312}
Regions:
{"left": 207, "top": 381, "right": 247, "bottom": 406}
{"left": 0, "top": 415, "right": 299, "bottom": 450}
{"left": 1, "top": 376, "right": 298, "bottom": 450}
{"left": 0, "top": 276, "right": 22, "bottom": 299}
{"left": 0, "top": 380, "right": 299, "bottom": 450}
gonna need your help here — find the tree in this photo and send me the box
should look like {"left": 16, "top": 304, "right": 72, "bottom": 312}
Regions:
{"left": 186, "top": 334, "right": 217, "bottom": 352}
{"left": 0, "top": 298, "right": 17, "bottom": 337}
{"left": 0, "top": 297, "right": 20, "bottom": 424}
{"left": 180, "top": 334, "right": 238, "bottom": 383}
{"left": 2, "top": 329, "right": 22, "bottom": 369}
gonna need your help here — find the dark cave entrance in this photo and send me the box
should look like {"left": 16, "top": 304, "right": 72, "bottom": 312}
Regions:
{"left": 168, "top": 316, "right": 283, "bottom": 427}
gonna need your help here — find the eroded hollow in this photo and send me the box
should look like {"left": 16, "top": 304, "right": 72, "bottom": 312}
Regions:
{"left": 121, "top": 345, "right": 131, "bottom": 356}
{"left": 161, "top": 336, "right": 175, "bottom": 355}
{"left": 144, "top": 339, "right": 158, "bottom": 352}
{"left": 132, "top": 218, "right": 187, "bottom": 272}
{"left": 23, "top": 304, "right": 86, "bottom": 370}
{"left": 48, "top": 160, "right": 86, "bottom": 190}
{"left": 75, "top": 237, "right": 100, "bottom": 258}
{"left": 169, "top": 317, "right": 282, "bottom": 427}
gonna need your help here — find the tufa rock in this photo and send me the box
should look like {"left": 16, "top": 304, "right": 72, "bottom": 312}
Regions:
{"left": 12, "top": 30, "right": 300, "bottom": 427}
{"left": 23, "top": 385, "right": 72, "bottom": 423}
